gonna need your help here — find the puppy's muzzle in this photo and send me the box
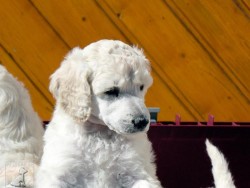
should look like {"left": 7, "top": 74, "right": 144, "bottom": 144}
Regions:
{"left": 132, "top": 115, "right": 149, "bottom": 131}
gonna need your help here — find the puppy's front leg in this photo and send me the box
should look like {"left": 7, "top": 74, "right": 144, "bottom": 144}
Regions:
{"left": 132, "top": 180, "right": 151, "bottom": 188}
{"left": 132, "top": 179, "right": 161, "bottom": 188}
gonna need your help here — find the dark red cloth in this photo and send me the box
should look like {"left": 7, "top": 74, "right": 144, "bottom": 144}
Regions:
{"left": 148, "top": 123, "right": 250, "bottom": 188}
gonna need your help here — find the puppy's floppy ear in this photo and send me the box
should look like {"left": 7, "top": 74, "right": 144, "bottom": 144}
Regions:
{"left": 50, "top": 47, "right": 91, "bottom": 122}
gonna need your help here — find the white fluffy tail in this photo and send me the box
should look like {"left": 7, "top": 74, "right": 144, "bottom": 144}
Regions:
{"left": 205, "top": 139, "right": 236, "bottom": 188}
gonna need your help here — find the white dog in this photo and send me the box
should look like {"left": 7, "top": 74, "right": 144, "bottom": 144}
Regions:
{"left": 36, "top": 40, "right": 162, "bottom": 188}
{"left": 0, "top": 65, "right": 44, "bottom": 187}
{"left": 206, "top": 139, "right": 236, "bottom": 188}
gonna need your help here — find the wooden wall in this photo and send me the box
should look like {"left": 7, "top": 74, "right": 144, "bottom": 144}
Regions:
{"left": 0, "top": 0, "right": 249, "bottom": 121}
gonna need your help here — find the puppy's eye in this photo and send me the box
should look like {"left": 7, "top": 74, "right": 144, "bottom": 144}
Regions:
{"left": 104, "top": 87, "right": 120, "bottom": 97}
{"left": 140, "top": 85, "right": 144, "bottom": 91}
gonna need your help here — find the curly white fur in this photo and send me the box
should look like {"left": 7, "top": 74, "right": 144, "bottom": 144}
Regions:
{"left": 0, "top": 65, "right": 44, "bottom": 187}
{"left": 206, "top": 139, "right": 236, "bottom": 188}
{"left": 36, "top": 40, "right": 162, "bottom": 188}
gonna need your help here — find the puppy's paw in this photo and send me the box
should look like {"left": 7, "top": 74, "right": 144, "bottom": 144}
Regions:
{"left": 132, "top": 180, "right": 151, "bottom": 188}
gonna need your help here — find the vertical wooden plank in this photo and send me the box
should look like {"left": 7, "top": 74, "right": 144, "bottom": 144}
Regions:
{"left": 167, "top": 0, "right": 250, "bottom": 99}
{"left": 31, "top": 0, "right": 129, "bottom": 47}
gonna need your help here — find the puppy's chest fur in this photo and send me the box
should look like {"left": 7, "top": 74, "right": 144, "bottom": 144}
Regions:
{"left": 49, "top": 127, "right": 150, "bottom": 187}
{"left": 76, "top": 129, "right": 145, "bottom": 171}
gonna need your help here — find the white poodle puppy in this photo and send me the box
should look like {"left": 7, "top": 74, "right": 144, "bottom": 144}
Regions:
{"left": 0, "top": 65, "right": 44, "bottom": 187}
{"left": 36, "top": 40, "right": 162, "bottom": 188}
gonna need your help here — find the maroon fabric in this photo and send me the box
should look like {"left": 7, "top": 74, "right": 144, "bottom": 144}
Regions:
{"left": 148, "top": 123, "right": 250, "bottom": 188}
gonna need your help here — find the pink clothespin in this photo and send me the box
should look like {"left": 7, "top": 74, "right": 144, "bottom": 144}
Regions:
{"left": 197, "top": 122, "right": 203, "bottom": 126}
{"left": 232, "top": 122, "right": 240, "bottom": 126}
{"left": 175, "top": 114, "right": 181, "bottom": 126}
{"left": 207, "top": 114, "right": 214, "bottom": 126}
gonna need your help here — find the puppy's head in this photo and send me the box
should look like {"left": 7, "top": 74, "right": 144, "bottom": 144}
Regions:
{"left": 50, "top": 40, "right": 153, "bottom": 134}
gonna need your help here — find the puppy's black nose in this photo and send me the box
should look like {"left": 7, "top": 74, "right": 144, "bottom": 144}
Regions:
{"left": 132, "top": 116, "right": 149, "bottom": 130}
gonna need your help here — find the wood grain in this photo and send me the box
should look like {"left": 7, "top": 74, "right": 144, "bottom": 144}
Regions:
{"left": 101, "top": 0, "right": 250, "bottom": 121}
{"left": 28, "top": 0, "right": 197, "bottom": 121}
{"left": 0, "top": 0, "right": 249, "bottom": 121}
